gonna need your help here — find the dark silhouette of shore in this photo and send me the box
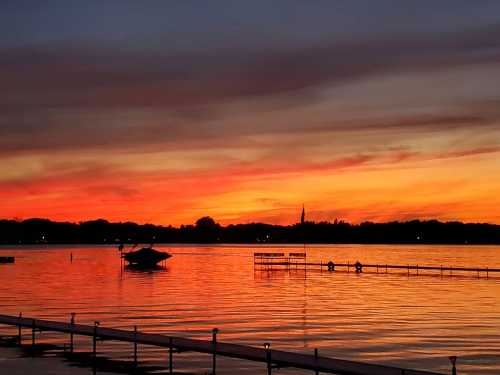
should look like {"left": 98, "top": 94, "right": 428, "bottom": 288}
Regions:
{"left": 1, "top": 216, "right": 499, "bottom": 245}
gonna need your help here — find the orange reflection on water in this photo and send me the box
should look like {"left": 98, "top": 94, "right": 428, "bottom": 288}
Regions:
{"left": 0, "top": 244, "right": 499, "bottom": 374}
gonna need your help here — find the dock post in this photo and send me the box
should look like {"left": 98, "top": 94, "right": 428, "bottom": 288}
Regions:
{"left": 169, "top": 337, "right": 173, "bottom": 374}
{"left": 212, "top": 328, "right": 218, "bottom": 375}
{"left": 17, "top": 312, "right": 22, "bottom": 345}
{"left": 134, "top": 325, "right": 138, "bottom": 367}
{"left": 31, "top": 319, "right": 36, "bottom": 348}
{"left": 487, "top": 267, "right": 489, "bottom": 279}
{"left": 264, "top": 343, "right": 272, "bottom": 375}
{"left": 70, "top": 312, "right": 75, "bottom": 353}
{"left": 93, "top": 321, "right": 99, "bottom": 361}
{"left": 407, "top": 264, "right": 410, "bottom": 276}
{"left": 314, "top": 348, "right": 319, "bottom": 375}
{"left": 449, "top": 356, "right": 457, "bottom": 375}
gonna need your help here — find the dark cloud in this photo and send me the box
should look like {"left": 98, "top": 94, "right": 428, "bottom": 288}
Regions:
{"left": 1, "top": 24, "right": 500, "bottom": 155}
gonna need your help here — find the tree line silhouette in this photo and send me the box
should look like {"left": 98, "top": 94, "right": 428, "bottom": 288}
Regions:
{"left": 0, "top": 216, "right": 499, "bottom": 244}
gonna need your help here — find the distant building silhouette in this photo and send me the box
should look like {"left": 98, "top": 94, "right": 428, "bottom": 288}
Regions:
{"left": 301, "top": 205, "right": 305, "bottom": 225}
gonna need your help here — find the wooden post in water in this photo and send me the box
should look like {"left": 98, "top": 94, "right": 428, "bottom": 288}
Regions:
{"left": 18, "top": 312, "right": 22, "bottom": 345}
{"left": 264, "top": 343, "right": 272, "bottom": 375}
{"left": 169, "top": 337, "right": 173, "bottom": 374}
{"left": 212, "top": 328, "right": 218, "bottom": 375}
{"left": 133, "top": 325, "right": 138, "bottom": 367}
{"left": 314, "top": 348, "right": 319, "bottom": 375}
{"left": 70, "top": 312, "right": 75, "bottom": 353}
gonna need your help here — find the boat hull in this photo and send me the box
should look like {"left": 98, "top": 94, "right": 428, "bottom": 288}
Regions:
{"left": 123, "top": 247, "right": 171, "bottom": 266}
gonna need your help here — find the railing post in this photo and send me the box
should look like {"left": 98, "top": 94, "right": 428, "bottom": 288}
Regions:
{"left": 264, "top": 343, "right": 271, "bottom": 375}
{"left": 314, "top": 348, "right": 319, "bottom": 375}
{"left": 212, "top": 328, "right": 218, "bottom": 375}
{"left": 134, "top": 325, "right": 138, "bottom": 367}
{"left": 93, "top": 321, "right": 99, "bottom": 362}
{"left": 18, "top": 312, "right": 22, "bottom": 345}
{"left": 449, "top": 356, "right": 457, "bottom": 375}
{"left": 31, "top": 319, "right": 36, "bottom": 348}
{"left": 70, "top": 312, "right": 75, "bottom": 353}
{"left": 169, "top": 337, "right": 173, "bottom": 374}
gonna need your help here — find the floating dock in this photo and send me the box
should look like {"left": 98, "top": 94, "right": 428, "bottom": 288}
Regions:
{"left": 0, "top": 313, "right": 448, "bottom": 375}
{"left": 254, "top": 253, "right": 500, "bottom": 278}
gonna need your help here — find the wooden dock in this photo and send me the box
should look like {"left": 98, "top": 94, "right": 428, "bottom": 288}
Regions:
{"left": 254, "top": 253, "right": 500, "bottom": 278}
{"left": 0, "top": 313, "right": 447, "bottom": 375}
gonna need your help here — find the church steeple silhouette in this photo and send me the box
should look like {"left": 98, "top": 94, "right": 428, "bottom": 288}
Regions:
{"left": 300, "top": 205, "right": 305, "bottom": 224}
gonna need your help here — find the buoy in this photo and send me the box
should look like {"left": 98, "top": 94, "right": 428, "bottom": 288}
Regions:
{"left": 355, "top": 261, "right": 363, "bottom": 273}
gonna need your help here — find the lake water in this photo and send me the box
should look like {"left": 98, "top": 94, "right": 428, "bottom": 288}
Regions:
{"left": 0, "top": 244, "right": 499, "bottom": 374}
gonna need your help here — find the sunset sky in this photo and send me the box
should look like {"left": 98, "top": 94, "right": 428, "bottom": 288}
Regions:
{"left": 1, "top": 1, "right": 500, "bottom": 225}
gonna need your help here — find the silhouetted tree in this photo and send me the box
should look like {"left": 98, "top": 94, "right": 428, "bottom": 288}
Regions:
{"left": 0, "top": 217, "right": 499, "bottom": 244}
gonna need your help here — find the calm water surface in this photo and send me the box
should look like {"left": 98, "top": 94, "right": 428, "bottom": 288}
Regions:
{"left": 0, "top": 244, "right": 499, "bottom": 374}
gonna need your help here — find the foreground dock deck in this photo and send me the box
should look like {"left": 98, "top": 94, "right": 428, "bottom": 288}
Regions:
{"left": 0, "top": 313, "right": 447, "bottom": 375}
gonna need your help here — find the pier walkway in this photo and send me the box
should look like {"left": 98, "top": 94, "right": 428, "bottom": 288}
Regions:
{"left": 0, "top": 313, "right": 446, "bottom": 375}
{"left": 254, "top": 253, "right": 500, "bottom": 278}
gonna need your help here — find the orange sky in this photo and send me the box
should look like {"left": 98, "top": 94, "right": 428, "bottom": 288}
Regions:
{"left": 1, "top": 3, "right": 500, "bottom": 225}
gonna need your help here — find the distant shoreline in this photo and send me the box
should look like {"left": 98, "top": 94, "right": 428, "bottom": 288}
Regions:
{"left": 1, "top": 217, "right": 499, "bottom": 245}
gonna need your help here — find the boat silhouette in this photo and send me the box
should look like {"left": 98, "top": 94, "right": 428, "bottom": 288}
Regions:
{"left": 122, "top": 246, "right": 172, "bottom": 267}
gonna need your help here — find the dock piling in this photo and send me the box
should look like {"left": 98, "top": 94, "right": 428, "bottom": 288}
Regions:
{"left": 169, "top": 337, "right": 173, "bottom": 374}
{"left": 17, "top": 312, "right": 22, "bottom": 345}
{"left": 449, "top": 356, "right": 457, "bottom": 375}
{"left": 70, "top": 312, "right": 75, "bottom": 353}
{"left": 212, "top": 328, "right": 218, "bottom": 375}
{"left": 314, "top": 348, "right": 319, "bottom": 375}
{"left": 31, "top": 319, "right": 36, "bottom": 348}
{"left": 134, "top": 325, "right": 138, "bottom": 367}
{"left": 264, "top": 342, "right": 272, "bottom": 375}
{"left": 93, "top": 321, "right": 99, "bottom": 361}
